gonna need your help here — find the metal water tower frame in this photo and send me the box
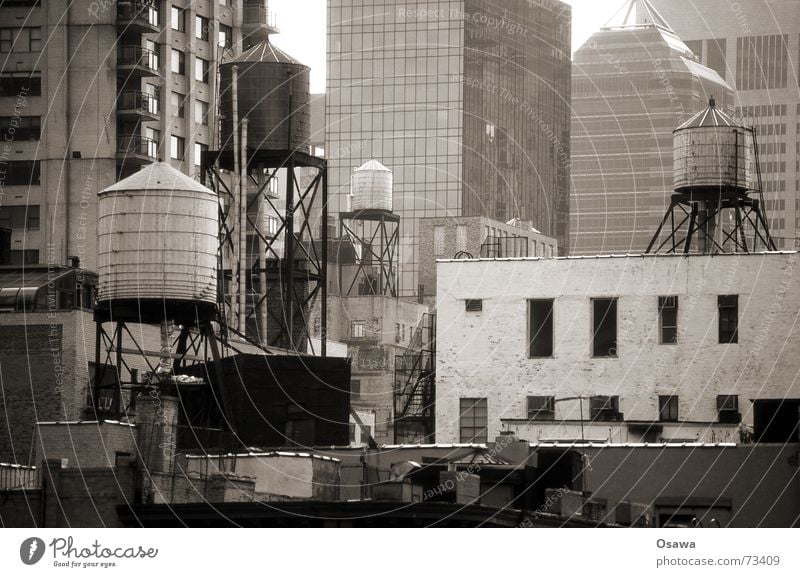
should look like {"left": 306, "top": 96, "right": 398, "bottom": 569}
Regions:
{"left": 202, "top": 148, "right": 328, "bottom": 354}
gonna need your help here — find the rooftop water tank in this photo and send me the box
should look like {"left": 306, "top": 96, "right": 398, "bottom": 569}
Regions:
{"left": 351, "top": 159, "right": 393, "bottom": 212}
{"left": 673, "top": 98, "right": 754, "bottom": 193}
{"left": 219, "top": 41, "right": 310, "bottom": 152}
{"left": 97, "top": 162, "right": 218, "bottom": 319}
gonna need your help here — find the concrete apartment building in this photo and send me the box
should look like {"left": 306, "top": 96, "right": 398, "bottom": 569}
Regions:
{"left": 570, "top": 8, "right": 734, "bottom": 255}
{"left": 435, "top": 252, "right": 800, "bottom": 444}
{"left": 0, "top": 0, "right": 272, "bottom": 270}
{"left": 326, "top": 0, "right": 572, "bottom": 298}
{"left": 643, "top": 0, "right": 800, "bottom": 250}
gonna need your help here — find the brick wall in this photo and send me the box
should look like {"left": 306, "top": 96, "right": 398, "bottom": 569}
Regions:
{"left": 41, "top": 462, "right": 136, "bottom": 528}
{"left": 0, "top": 310, "right": 173, "bottom": 465}
{"left": 436, "top": 253, "right": 800, "bottom": 442}
{"left": 36, "top": 421, "right": 137, "bottom": 469}
{"left": 0, "top": 316, "right": 74, "bottom": 464}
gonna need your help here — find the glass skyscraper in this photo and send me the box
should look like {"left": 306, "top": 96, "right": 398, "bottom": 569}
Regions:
{"left": 326, "top": 0, "right": 571, "bottom": 296}
{"left": 570, "top": 21, "right": 734, "bottom": 255}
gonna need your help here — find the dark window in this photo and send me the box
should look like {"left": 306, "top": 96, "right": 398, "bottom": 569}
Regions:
{"left": 590, "top": 395, "right": 622, "bottom": 421}
{"left": 717, "top": 395, "right": 741, "bottom": 423}
{"left": 195, "top": 15, "right": 209, "bottom": 41}
{"left": 459, "top": 398, "right": 487, "bottom": 443}
{"left": 592, "top": 298, "right": 618, "bottom": 357}
{"left": 529, "top": 299, "right": 554, "bottom": 357}
{"left": 659, "top": 395, "right": 679, "bottom": 422}
{"left": 2, "top": 160, "right": 40, "bottom": 185}
{"left": 718, "top": 295, "right": 738, "bottom": 343}
{"left": 658, "top": 296, "right": 678, "bottom": 344}
{"left": 0, "top": 72, "right": 41, "bottom": 97}
{"left": 527, "top": 396, "right": 555, "bottom": 420}
{"left": 351, "top": 379, "right": 361, "bottom": 398}
{"left": 465, "top": 299, "right": 482, "bottom": 312}
{"left": 0, "top": 115, "right": 40, "bottom": 140}
{"left": 9, "top": 249, "right": 38, "bottom": 265}
{"left": 0, "top": 205, "right": 39, "bottom": 230}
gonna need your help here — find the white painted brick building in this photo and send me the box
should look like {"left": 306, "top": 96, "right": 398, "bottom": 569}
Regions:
{"left": 435, "top": 253, "right": 800, "bottom": 444}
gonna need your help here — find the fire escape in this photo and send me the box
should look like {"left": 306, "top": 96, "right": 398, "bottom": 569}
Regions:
{"left": 393, "top": 312, "right": 436, "bottom": 444}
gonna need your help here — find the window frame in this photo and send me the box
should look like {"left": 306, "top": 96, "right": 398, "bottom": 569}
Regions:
{"left": 718, "top": 295, "right": 739, "bottom": 344}
{"left": 591, "top": 297, "right": 618, "bottom": 357}
{"left": 526, "top": 395, "right": 555, "bottom": 421}
{"left": 171, "top": 48, "right": 185, "bottom": 75}
{"left": 658, "top": 395, "right": 679, "bottom": 422}
{"left": 170, "top": 134, "right": 184, "bottom": 161}
{"left": 171, "top": 91, "right": 185, "bottom": 119}
{"left": 459, "top": 397, "right": 488, "bottom": 443}
{"left": 170, "top": 6, "right": 185, "bottom": 32}
{"left": 529, "top": 298, "right": 554, "bottom": 358}
{"left": 195, "top": 57, "right": 209, "bottom": 83}
{"left": 195, "top": 15, "right": 210, "bottom": 41}
{"left": 350, "top": 320, "right": 366, "bottom": 339}
{"left": 658, "top": 296, "right": 678, "bottom": 345}
{"left": 590, "top": 395, "right": 622, "bottom": 422}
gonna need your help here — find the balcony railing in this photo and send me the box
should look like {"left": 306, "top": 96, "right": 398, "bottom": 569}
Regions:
{"left": 117, "top": 45, "right": 159, "bottom": 76}
{"left": 117, "top": 90, "right": 159, "bottom": 117}
{"left": 117, "top": 0, "right": 159, "bottom": 33}
{"left": 117, "top": 134, "right": 158, "bottom": 161}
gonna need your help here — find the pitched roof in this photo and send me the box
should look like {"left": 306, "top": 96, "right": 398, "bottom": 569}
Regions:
{"left": 100, "top": 162, "right": 215, "bottom": 195}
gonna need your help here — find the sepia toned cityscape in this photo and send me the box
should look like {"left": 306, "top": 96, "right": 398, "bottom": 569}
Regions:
{"left": 0, "top": 0, "right": 799, "bottom": 529}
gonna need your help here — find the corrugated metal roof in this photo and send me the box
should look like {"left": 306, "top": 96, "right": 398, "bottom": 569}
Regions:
{"left": 676, "top": 97, "right": 742, "bottom": 130}
{"left": 226, "top": 41, "right": 308, "bottom": 67}
{"left": 100, "top": 162, "right": 214, "bottom": 195}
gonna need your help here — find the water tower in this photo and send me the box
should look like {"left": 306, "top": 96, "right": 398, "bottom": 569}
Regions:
{"left": 338, "top": 160, "right": 399, "bottom": 297}
{"left": 93, "top": 162, "right": 231, "bottom": 422}
{"left": 647, "top": 98, "right": 775, "bottom": 254}
{"left": 203, "top": 38, "right": 327, "bottom": 354}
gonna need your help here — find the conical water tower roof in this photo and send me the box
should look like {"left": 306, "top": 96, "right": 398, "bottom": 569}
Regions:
{"left": 676, "top": 97, "right": 742, "bottom": 130}
{"left": 354, "top": 159, "right": 391, "bottom": 173}
{"left": 100, "top": 162, "right": 214, "bottom": 195}
{"left": 226, "top": 41, "right": 308, "bottom": 68}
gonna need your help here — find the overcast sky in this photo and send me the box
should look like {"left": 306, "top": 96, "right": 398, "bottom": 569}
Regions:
{"left": 267, "top": 0, "right": 629, "bottom": 93}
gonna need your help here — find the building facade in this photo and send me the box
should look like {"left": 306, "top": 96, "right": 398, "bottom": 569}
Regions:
{"left": 418, "top": 215, "right": 557, "bottom": 305}
{"left": 326, "top": 0, "right": 571, "bottom": 298}
{"left": 644, "top": 0, "right": 800, "bottom": 250}
{"left": 0, "top": 0, "right": 271, "bottom": 270}
{"left": 435, "top": 252, "right": 800, "bottom": 444}
{"left": 570, "top": 20, "right": 734, "bottom": 255}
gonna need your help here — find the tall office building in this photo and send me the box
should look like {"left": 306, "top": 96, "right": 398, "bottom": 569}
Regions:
{"left": 644, "top": 0, "right": 800, "bottom": 249}
{"left": 0, "top": 0, "right": 274, "bottom": 270}
{"left": 326, "top": 0, "right": 571, "bottom": 297}
{"left": 570, "top": 4, "right": 734, "bottom": 255}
